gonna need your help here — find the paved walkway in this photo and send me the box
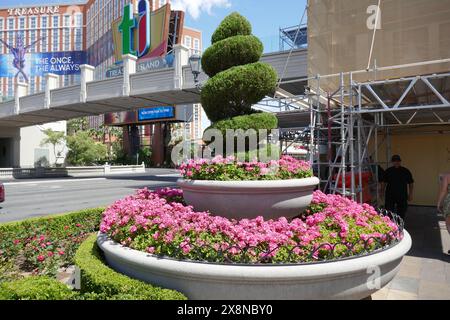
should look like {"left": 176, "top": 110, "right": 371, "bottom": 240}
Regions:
{"left": 372, "top": 206, "right": 450, "bottom": 300}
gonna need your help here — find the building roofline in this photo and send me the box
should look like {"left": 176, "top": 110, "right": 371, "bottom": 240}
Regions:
{"left": 0, "top": 1, "right": 88, "bottom": 10}
{"left": 183, "top": 26, "right": 202, "bottom": 34}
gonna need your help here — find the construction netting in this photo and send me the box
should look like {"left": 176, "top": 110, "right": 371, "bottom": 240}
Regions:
{"left": 307, "top": 0, "right": 450, "bottom": 92}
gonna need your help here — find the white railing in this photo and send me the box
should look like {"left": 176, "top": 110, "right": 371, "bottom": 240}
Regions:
{"left": 0, "top": 163, "right": 146, "bottom": 179}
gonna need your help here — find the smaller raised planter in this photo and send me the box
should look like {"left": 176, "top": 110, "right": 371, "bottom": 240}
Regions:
{"left": 177, "top": 177, "right": 320, "bottom": 219}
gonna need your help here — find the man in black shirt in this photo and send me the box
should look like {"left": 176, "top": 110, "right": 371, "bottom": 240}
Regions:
{"left": 382, "top": 155, "right": 414, "bottom": 220}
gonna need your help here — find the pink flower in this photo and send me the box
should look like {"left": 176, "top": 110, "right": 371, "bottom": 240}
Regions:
{"left": 37, "top": 255, "right": 45, "bottom": 262}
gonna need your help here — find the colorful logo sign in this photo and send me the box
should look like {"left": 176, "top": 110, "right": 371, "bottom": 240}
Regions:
{"left": 138, "top": 106, "right": 175, "bottom": 121}
{"left": 113, "top": 2, "right": 172, "bottom": 63}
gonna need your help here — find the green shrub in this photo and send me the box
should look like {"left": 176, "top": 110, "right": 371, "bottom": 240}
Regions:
{"left": 201, "top": 62, "right": 278, "bottom": 122}
{"left": 202, "top": 35, "right": 263, "bottom": 77}
{"left": 0, "top": 276, "right": 77, "bottom": 300}
{"left": 208, "top": 112, "right": 278, "bottom": 134}
{"left": 211, "top": 12, "right": 252, "bottom": 44}
{"left": 66, "top": 131, "right": 108, "bottom": 166}
{"left": 74, "top": 234, "right": 187, "bottom": 300}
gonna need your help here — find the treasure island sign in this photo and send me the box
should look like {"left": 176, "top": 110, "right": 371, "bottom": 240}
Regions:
{"left": 7, "top": 6, "right": 60, "bottom": 16}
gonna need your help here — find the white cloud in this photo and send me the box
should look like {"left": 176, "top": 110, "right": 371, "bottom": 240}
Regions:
{"left": 171, "top": 0, "right": 232, "bottom": 20}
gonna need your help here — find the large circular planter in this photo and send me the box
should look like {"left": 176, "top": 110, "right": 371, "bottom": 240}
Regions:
{"left": 97, "top": 231, "right": 412, "bottom": 300}
{"left": 177, "top": 177, "right": 320, "bottom": 219}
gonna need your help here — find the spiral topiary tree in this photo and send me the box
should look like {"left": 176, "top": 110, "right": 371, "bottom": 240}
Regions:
{"left": 200, "top": 12, "right": 278, "bottom": 128}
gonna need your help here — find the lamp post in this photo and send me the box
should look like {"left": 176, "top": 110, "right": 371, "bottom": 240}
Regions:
{"left": 189, "top": 53, "right": 202, "bottom": 88}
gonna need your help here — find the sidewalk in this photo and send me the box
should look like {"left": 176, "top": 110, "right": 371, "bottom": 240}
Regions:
{"left": 372, "top": 206, "right": 450, "bottom": 300}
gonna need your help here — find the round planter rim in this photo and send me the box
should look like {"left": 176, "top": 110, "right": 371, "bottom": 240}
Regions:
{"left": 97, "top": 230, "right": 411, "bottom": 280}
{"left": 177, "top": 177, "right": 320, "bottom": 189}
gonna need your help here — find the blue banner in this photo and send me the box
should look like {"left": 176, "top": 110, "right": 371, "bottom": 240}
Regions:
{"left": 138, "top": 106, "right": 174, "bottom": 121}
{"left": 0, "top": 51, "right": 86, "bottom": 77}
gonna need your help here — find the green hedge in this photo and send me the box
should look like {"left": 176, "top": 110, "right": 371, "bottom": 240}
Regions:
{"left": 0, "top": 276, "right": 77, "bottom": 300}
{"left": 202, "top": 35, "right": 263, "bottom": 77}
{"left": 211, "top": 12, "right": 252, "bottom": 44}
{"left": 74, "top": 234, "right": 187, "bottom": 300}
{"left": 208, "top": 112, "right": 278, "bottom": 134}
{"left": 201, "top": 62, "right": 278, "bottom": 122}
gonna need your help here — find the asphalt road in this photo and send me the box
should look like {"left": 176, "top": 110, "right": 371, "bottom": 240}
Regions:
{"left": 0, "top": 169, "right": 180, "bottom": 223}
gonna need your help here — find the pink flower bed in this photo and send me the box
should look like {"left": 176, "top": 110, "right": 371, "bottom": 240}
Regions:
{"left": 179, "top": 155, "right": 313, "bottom": 181}
{"left": 100, "top": 188, "right": 401, "bottom": 264}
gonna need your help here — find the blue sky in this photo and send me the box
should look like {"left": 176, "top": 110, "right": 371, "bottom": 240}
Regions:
{"left": 2, "top": 0, "right": 308, "bottom": 52}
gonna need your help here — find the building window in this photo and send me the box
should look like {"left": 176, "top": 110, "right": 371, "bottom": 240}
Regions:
{"left": 64, "top": 15, "right": 71, "bottom": 27}
{"left": 30, "top": 17, "right": 37, "bottom": 29}
{"left": 63, "top": 28, "right": 70, "bottom": 51}
{"left": 193, "top": 38, "right": 200, "bottom": 54}
{"left": 75, "top": 13, "right": 83, "bottom": 27}
{"left": 7, "top": 80, "right": 13, "bottom": 97}
{"left": 52, "top": 15, "right": 59, "bottom": 28}
{"left": 184, "top": 35, "right": 192, "bottom": 48}
{"left": 29, "top": 30, "right": 36, "bottom": 52}
{"left": 19, "top": 17, "right": 25, "bottom": 30}
{"left": 74, "top": 28, "right": 83, "bottom": 51}
{"left": 52, "top": 29, "right": 59, "bottom": 51}
{"left": 30, "top": 77, "right": 36, "bottom": 94}
{"left": 7, "top": 18, "right": 14, "bottom": 30}
{"left": 41, "top": 30, "right": 48, "bottom": 52}
{"left": 41, "top": 16, "right": 48, "bottom": 29}
{"left": 0, "top": 19, "right": 3, "bottom": 52}
{"left": 63, "top": 75, "right": 70, "bottom": 87}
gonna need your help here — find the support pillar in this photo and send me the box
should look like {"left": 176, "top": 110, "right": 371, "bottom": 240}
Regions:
{"left": 14, "top": 82, "right": 28, "bottom": 114}
{"left": 44, "top": 73, "right": 59, "bottom": 109}
{"left": 122, "top": 54, "right": 137, "bottom": 96}
{"left": 80, "top": 64, "right": 95, "bottom": 103}
{"left": 173, "top": 44, "right": 189, "bottom": 90}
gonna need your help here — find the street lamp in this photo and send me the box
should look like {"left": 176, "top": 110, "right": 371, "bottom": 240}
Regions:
{"left": 189, "top": 53, "right": 202, "bottom": 88}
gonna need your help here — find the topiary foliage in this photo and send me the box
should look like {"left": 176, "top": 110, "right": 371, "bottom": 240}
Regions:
{"left": 201, "top": 63, "right": 277, "bottom": 122}
{"left": 208, "top": 111, "right": 278, "bottom": 135}
{"left": 202, "top": 35, "right": 263, "bottom": 78}
{"left": 201, "top": 12, "right": 278, "bottom": 124}
{"left": 211, "top": 12, "right": 252, "bottom": 44}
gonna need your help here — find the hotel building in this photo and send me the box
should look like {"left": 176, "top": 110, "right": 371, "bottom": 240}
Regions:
{"left": 0, "top": 1, "right": 87, "bottom": 100}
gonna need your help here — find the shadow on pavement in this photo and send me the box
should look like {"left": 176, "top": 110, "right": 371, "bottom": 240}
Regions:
{"left": 405, "top": 205, "right": 450, "bottom": 263}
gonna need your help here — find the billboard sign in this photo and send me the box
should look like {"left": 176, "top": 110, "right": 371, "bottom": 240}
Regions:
{"left": 138, "top": 106, "right": 175, "bottom": 121}
{"left": 112, "top": 2, "right": 172, "bottom": 63}
{"left": 0, "top": 51, "right": 86, "bottom": 78}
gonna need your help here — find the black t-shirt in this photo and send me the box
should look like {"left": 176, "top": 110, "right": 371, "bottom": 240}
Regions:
{"left": 383, "top": 166, "right": 414, "bottom": 198}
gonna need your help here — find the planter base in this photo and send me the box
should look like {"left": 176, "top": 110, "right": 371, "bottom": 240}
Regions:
{"left": 97, "top": 231, "right": 412, "bottom": 300}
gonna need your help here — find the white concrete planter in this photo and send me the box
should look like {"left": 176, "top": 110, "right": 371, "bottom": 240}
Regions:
{"left": 177, "top": 177, "right": 320, "bottom": 219}
{"left": 97, "top": 231, "right": 412, "bottom": 300}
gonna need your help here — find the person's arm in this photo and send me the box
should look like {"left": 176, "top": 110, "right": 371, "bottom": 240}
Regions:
{"left": 408, "top": 183, "right": 414, "bottom": 202}
{"left": 437, "top": 175, "right": 449, "bottom": 212}
{"left": 0, "top": 39, "right": 12, "bottom": 50}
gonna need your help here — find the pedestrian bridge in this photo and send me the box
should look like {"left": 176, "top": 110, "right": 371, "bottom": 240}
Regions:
{"left": 0, "top": 46, "right": 307, "bottom": 128}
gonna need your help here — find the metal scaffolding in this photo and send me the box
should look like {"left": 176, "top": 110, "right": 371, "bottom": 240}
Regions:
{"left": 273, "top": 58, "right": 450, "bottom": 206}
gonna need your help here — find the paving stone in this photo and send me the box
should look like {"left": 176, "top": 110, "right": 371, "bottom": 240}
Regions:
{"left": 389, "top": 276, "right": 419, "bottom": 294}
{"left": 397, "top": 262, "right": 421, "bottom": 279}
{"left": 386, "top": 289, "right": 418, "bottom": 300}
{"left": 418, "top": 280, "right": 450, "bottom": 300}
{"left": 371, "top": 287, "right": 389, "bottom": 300}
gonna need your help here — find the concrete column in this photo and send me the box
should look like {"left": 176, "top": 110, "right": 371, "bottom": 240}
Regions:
{"left": 14, "top": 82, "right": 28, "bottom": 115}
{"left": 122, "top": 54, "right": 137, "bottom": 96}
{"left": 80, "top": 64, "right": 95, "bottom": 103}
{"left": 44, "top": 73, "right": 59, "bottom": 109}
{"left": 173, "top": 44, "right": 189, "bottom": 90}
